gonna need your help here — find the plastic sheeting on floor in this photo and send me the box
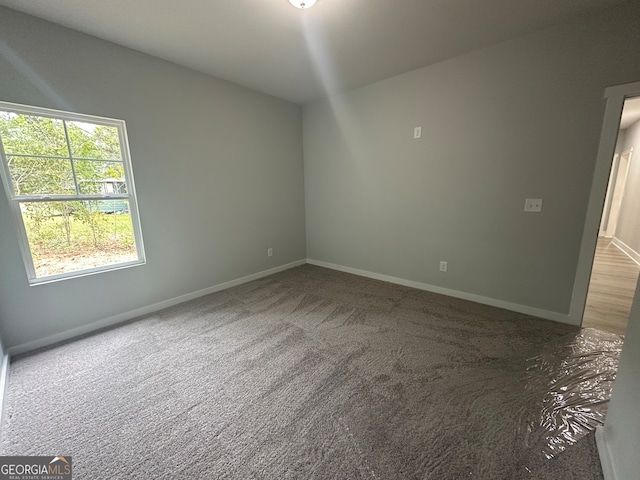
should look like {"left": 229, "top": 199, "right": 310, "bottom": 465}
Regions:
{"left": 522, "top": 327, "right": 624, "bottom": 459}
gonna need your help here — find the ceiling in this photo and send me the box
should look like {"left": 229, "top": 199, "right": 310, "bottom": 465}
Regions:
{"left": 0, "top": 0, "right": 630, "bottom": 104}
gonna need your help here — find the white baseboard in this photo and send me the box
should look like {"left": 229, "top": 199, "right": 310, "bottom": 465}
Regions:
{"left": 0, "top": 353, "right": 10, "bottom": 436}
{"left": 307, "top": 259, "right": 572, "bottom": 325}
{"left": 611, "top": 237, "right": 640, "bottom": 266}
{"left": 596, "top": 426, "right": 616, "bottom": 480}
{"left": 8, "top": 259, "right": 306, "bottom": 356}
{"left": 8, "top": 256, "right": 574, "bottom": 355}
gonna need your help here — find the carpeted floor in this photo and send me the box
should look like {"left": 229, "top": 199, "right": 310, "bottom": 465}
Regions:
{"left": 1, "top": 265, "right": 615, "bottom": 479}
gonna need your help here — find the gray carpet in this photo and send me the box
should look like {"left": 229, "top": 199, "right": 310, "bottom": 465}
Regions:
{"left": 1, "top": 265, "right": 613, "bottom": 479}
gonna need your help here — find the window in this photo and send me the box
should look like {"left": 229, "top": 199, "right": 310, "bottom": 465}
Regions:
{"left": 0, "top": 102, "right": 145, "bottom": 284}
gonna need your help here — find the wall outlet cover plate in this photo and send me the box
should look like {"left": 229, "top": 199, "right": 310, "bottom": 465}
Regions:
{"left": 524, "top": 198, "right": 543, "bottom": 212}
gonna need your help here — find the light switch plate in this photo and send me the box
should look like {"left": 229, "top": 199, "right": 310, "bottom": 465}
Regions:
{"left": 524, "top": 198, "right": 543, "bottom": 213}
{"left": 413, "top": 126, "right": 422, "bottom": 139}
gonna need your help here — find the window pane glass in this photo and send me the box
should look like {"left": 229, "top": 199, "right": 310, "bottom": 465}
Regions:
{"left": 0, "top": 112, "right": 68, "bottom": 156}
{"left": 20, "top": 200, "right": 138, "bottom": 278}
{"left": 67, "top": 121, "right": 122, "bottom": 160}
{"left": 0, "top": 102, "right": 144, "bottom": 284}
{"left": 75, "top": 160, "right": 126, "bottom": 195}
{"left": 7, "top": 155, "right": 75, "bottom": 195}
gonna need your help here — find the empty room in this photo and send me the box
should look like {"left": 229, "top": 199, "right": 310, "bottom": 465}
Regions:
{"left": 0, "top": 1, "right": 639, "bottom": 479}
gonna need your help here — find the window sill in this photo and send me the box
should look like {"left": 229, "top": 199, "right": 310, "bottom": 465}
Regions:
{"left": 29, "top": 258, "right": 146, "bottom": 286}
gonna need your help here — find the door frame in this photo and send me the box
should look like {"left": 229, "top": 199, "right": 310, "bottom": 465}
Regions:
{"left": 570, "top": 81, "right": 640, "bottom": 325}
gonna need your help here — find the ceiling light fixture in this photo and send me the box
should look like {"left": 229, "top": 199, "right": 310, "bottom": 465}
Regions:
{"left": 289, "top": 0, "right": 317, "bottom": 9}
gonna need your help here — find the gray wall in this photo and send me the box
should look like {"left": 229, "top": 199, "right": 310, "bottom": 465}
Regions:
{"left": 615, "top": 119, "right": 640, "bottom": 253}
{"left": 0, "top": 7, "right": 306, "bottom": 349}
{"left": 303, "top": 1, "right": 640, "bottom": 317}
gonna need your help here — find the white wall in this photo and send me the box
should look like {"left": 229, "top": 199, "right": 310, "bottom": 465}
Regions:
{"left": 0, "top": 7, "right": 306, "bottom": 350}
{"left": 600, "top": 130, "right": 627, "bottom": 236}
{"left": 615, "top": 118, "right": 640, "bottom": 255}
{"left": 303, "top": 1, "right": 640, "bottom": 319}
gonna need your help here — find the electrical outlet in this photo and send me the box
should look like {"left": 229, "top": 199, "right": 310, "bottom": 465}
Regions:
{"left": 439, "top": 261, "right": 448, "bottom": 272}
{"left": 413, "top": 126, "right": 422, "bottom": 139}
{"left": 267, "top": 248, "right": 273, "bottom": 257}
{"left": 524, "top": 198, "right": 543, "bottom": 213}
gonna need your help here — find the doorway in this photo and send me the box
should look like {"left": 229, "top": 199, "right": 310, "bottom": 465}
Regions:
{"left": 582, "top": 96, "right": 640, "bottom": 335}
{"left": 601, "top": 149, "right": 633, "bottom": 238}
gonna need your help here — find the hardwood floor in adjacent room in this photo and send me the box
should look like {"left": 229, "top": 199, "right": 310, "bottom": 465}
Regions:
{"left": 583, "top": 238, "right": 640, "bottom": 335}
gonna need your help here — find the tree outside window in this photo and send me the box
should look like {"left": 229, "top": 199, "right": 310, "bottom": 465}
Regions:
{"left": 0, "top": 102, "right": 145, "bottom": 284}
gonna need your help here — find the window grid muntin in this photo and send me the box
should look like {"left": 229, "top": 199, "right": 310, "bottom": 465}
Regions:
{"left": 4, "top": 120, "right": 127, "bottom": 199}
{"left": 4, "top": 153, "right": 123, "bottom": 162}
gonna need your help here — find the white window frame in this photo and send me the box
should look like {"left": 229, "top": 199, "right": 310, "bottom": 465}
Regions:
{"left": 0, "top": 101, "right": 146, "bottom": 285}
